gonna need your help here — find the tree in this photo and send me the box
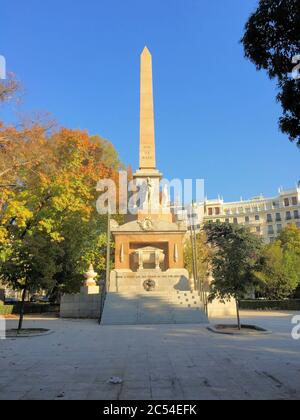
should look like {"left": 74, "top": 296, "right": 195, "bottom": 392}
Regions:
{"left": 278, "top": 223, "right": 300, "bottom": 254}
{"left": 1, "top": 232, "right": 63, "bottom": 330}
{"left": 242, "top": 0, "right": 300, "bottom": 146}
{"left": 0, "top": 73, "right": 20, "bottom": 104}
{"left": 0, "top": 121, "right": 123, "bottom": 327}
{"left": 256, "top": 224, "right": 300, "bottom": 299}
{"left": 184, "top": 230, "right": 211, "bottom": 287}
{"left": 204, "top": 221, "right": 263, "bottom": 329}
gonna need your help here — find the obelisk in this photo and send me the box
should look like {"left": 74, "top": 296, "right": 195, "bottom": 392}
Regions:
{"left": 139, "top": 47, "right": 156, "bottom": 170}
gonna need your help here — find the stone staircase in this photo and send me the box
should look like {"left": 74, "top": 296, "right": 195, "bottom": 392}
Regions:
{"left": 101, "top": 290, "right": 208, "bottom": 325}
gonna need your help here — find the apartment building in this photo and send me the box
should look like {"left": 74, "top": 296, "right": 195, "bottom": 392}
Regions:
{"left": 173, "top": 185, "right": 300, "bottom": 243}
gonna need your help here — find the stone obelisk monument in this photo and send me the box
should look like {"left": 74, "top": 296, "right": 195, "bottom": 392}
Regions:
{"left": 139, "top": 47, "right": 156, "bottom": 170}
{"left": 61, "top": 47, "right": 235, "bottom": 322}
{"left": 100, "top": 47, "right": 210, "bottom": 325}
{"left": 134, "top": 47, "right": 162, "bottom": 213}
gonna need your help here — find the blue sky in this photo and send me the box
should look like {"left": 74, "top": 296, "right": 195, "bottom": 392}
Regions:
{"left": 1, "top": 0, "right": 299, "bottom": 201}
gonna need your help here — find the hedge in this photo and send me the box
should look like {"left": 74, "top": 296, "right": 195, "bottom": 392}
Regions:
{"left": 0, "top": 304, "right": 14, "bottom": 315}
{"left": 0, "top": 303, "right": 60, "bottom": 315}
{"left": 240, "top": 299, "right": 300, "bottom": 311}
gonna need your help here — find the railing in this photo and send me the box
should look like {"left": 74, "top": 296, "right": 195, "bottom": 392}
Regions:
{"left": 98, "top": 278, "right": 107, "bottom": 324}
{"left": 98, "top": 209, "right": 111, "bottom": 324}
{"left": 189, "top": 203, "right": 208, "bottom": 317}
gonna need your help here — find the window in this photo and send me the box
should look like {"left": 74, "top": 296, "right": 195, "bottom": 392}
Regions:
{"left": 273, "top": 201, "right": 279, "bottom": 208}
{"left": 269, "top": 237, "right": 275, "bottom": 243}
{"left": 275, "top": 213, "right": 281, "bottom": 222}
{"left": 297, "top": 222, "right": 300, "bottom": 228}
{"left": 277, "top": 224, "right": 282, "bottom": 233}
{"left": 245, "top": 216, "right": 250, "bottom": 223}
{"left": 225, "top": 218, "right": 230, "bottom": 223}
{"left": 294, "top": 210, "right": 300, "bottom": 219}
{"left": 256, "top": 226, "right": 261, "bottom": 233}
{"left": 267, "top": 214, "right": 273, "bottom": 223}
{"left": 268, "top": 225, "right": 274, "bottom": 235}
{"left": 292, "top": 197, "right": 298, "bottom": 206}
{"left": 208, "top": 208, "right": 213, "bottom": 216}
{"left": 286, "top": 211, "right": 292, "bottom": 220}
{"left": 215, "top": 207, "right": 220, "bottom": 215}
{"left": 255, "top": 215, "right": 260, "bottom": 221}
{"left": 284, "top": 198, "right": 290, "bottom": 207}
{"left": 233, "top": 218, "right": 238, "bottom": 224}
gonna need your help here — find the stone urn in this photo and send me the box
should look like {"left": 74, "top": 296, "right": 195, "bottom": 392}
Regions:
{"left": 133, "top": 246, "right": 165, "bottom": 271}
{"left": 83, "top": 264, "right": 98, "bottom": 287}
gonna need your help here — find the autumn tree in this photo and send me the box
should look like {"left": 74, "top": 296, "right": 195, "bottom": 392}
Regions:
{"left": 0, "top": 73, "right": 20, "bottom": 104}
{"left": 0, "top": 122, "right": 123, "bottom": 328}
{"left": 184, "top": 230, "right": 211, "bottom": 287}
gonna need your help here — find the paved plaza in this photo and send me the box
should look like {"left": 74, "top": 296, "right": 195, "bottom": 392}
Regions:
{"left": 0, "top": 311, "right": 300, "bottom": 400}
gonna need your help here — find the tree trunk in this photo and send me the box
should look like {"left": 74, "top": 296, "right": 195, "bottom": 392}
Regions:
{"left": 236, "top": 299, "right": 241, "bottom": 330}
{"left": 17, "top": 286, "right": 27, "bottom": 332}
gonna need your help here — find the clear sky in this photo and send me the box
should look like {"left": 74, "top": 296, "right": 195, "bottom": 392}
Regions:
{"left": 1, "top": 0, "right": 299, "bottom": 202}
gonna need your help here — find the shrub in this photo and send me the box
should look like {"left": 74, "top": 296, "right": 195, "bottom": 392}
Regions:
{"left": 240, "top": 299, "right": 300, "bottom": 311}
{"left": 0, "top": 303, "right": 13, "bottom": 315}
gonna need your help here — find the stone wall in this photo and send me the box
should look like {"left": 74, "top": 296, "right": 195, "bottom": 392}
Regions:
{"left": 60, "top": 293, "right": 101, "bottom": 319}
{"left": 207, "top": 297, "right": 237, "bottom": 318}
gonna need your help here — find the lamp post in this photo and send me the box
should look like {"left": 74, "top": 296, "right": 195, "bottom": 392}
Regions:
{"left": 99, "top": 205, "right": 111, "bottom": 325}
{"left": 105, "top": 206, "right": 111, "bottom": 294}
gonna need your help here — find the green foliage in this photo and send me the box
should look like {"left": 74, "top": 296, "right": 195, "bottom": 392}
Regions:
{"left": 0, "top": 303, "right": 59, "bottom": 315}
{"left": 204, "top": 221, "right": 263, "bottom": 303}
{"left": 1, "top": 231, "right": 63, "bottom": 294}
{"left": 242, "top": 0, "right": 300, "bottom": 146}
{"left": 256, "top": 225, "right": 300, "bottom": 299}
{"left": 0, "top": 303, "right": 13, "bottom": 315}
{"left": 184, "top": 231, "right": 211, "bottom": 281}
{"left": 240, "top": 299, "right": 300, "bottom": 311}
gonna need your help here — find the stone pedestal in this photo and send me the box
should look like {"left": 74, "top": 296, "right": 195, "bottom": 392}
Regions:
{"left": 60, "top": 292, "right": 101, "bottom": 319}
{"left": 80, "top": 285, "right": 100, "bottom": 295}
{"left": 206, "top": 296, "right": 237, "bottom": 319}
{"left": 60, "top": 266, "right": 101, "bottom": 319}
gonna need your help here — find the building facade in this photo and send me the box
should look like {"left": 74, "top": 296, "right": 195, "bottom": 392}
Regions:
{"left": 174, "top": 185, "right": 300, "bottom": 243}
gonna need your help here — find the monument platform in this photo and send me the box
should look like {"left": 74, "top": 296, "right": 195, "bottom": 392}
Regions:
{"left": 101, "top": 291, "right": 208, "bottom": 325}
{"left": 102, "top": 268, "right": 208, "bottom": 325}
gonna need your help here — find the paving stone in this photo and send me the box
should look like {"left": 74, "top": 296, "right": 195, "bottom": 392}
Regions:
{"left": 1, "top": 311, "right": 300, "bottom": 400}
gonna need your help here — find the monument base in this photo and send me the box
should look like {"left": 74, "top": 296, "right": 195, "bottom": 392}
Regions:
{"left": 101, "top": 269, "right": 208, "bottom": 325}
{"left": 109, "top": 268, "right": 190, "bottom": 293}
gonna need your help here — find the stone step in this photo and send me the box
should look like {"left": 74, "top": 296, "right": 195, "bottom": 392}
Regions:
{"left": 101, "top": 291, "right": 208, "bottom": 325}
